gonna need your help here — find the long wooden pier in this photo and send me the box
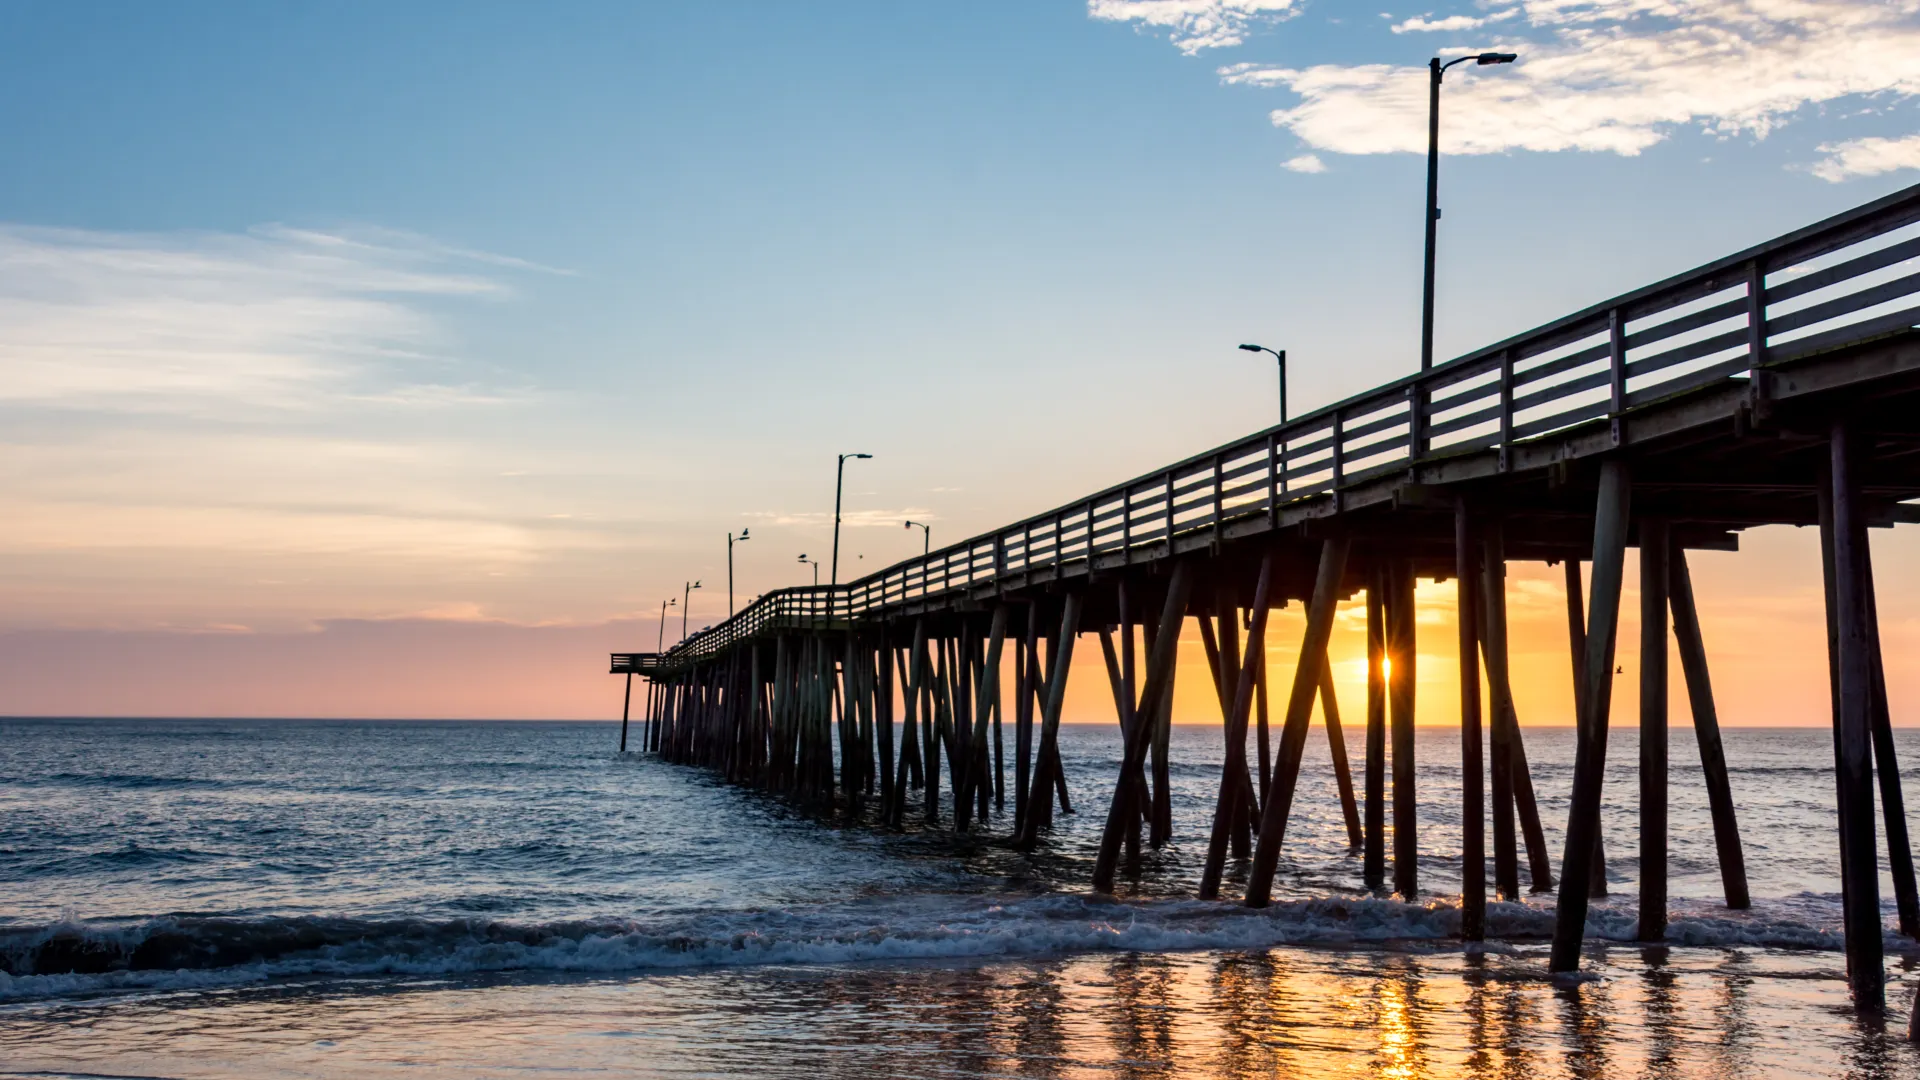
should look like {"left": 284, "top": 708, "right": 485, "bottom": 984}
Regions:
{"left": 614, "top": 184, "right": 1920, "bottom": 1011}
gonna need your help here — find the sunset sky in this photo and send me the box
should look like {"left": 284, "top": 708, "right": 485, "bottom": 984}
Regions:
{"left": 2, "top": 1, "right": 1918, "bottom": 723}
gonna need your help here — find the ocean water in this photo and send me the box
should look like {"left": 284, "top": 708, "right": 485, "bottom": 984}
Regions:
{"left": 4, "top": 717, "right": 1920, "bottom": 1077}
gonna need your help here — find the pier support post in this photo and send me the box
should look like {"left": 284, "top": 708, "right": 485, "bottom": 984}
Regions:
{"left": 1201, "top": 553, "right": 1277, "bottom": 899}
{"left": 1319, "top": 662, "right": 1362, "bottom": 850}
{"left": 1564, "top": 558, "right": 1609, "bottom": 897}
{"left": 1827, "top": 422, "right": 1884, "bottom": 1012}
{"left": 619, "top": 672, "right": 633, "bottom": 753}
{"left": 1022, "top": 592, "right": 1086, "bottom": 849}
{"left": 1246, "top": 537, "right": 1351, "bottom": 908}
{"left": 1550, "top": 459, "right": 1630, "bottom": 973}
{"left": 1456, "top": 498, "right": 1486, "bottom": 941}
{"left": 1478, "top": 525, "right": 1522, "bottom": 899}
{"left": 1120, "top": 583, "right": 1147, "bottom": 857}
{"left": 1389, "top": 559, "right": 1419, "bottom": 897}
{"left": 1257, "top": 624, "right": 1272, "bottom": 807}
{"left": 1364, "top": 568, "right": 1387, "bottom": 890}
{"left": 962, "top": 605, "right": 1011, "bottom": 824}
{"left": 1092, "top": 563, "right": 1191, "bottom": 886}
{"left": 1638, "top": 517, "right": 1670, "bottom": 943}
{"left": 876, "top": 635, "right": 894, "bottom": 814}
{"left": 1014, "top": 605, "right": 1037, "bottom": 833}
{"left": 1867, "top": 568, "right": 1920, "bottom": 938}
{"left": 1669, "top": 546, "right": 1750, "bottom": 909}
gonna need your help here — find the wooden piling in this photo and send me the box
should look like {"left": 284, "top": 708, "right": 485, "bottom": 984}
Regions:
{"left": 877, "top": 636, "right": 895, "bottom": 815}
{"left": 1550, "top": 459, "right": 1630, "bottom": 973}
{"left": 1245, "top": 538, "right": 1352, "bottom": 908}
{"left": 1022, "top": 592, "right": 1086, "bottom": 849}
{"left": 1148, "top": 593, "right": 1175, "bottom": 847}
{"left": 1015, "top": 605, "right": 1037, "bottom": 834}
{"left": 1866, "top": 565, "right": 1920, "bottom": 938}
{"left": 1477, "top": 526, "right": 1519, "bottom": 899}
{"left": 1456, "top": 499, "right": 1486, "bottom": 941}
{"left": 1564, "top": 558, "right": 1609, "bottom": 898}
{"left": 963, "top": 606, "right": 1011, "bottom": 826}
{"left": 1257, "top": 629, "right": 1273, "bottom": 807}
{"left": 1098, "top": 625, "right": 1143, "bottom": 864}
{"left": 1638, "top": 517, "right": 1670, "bottom": 943}
{"left": 1092, "top": 563, "right": 1192, "bottom": 888}
{"left": 1828, "top": 422, "right": 1885, "bottom": 1011}
{"left": 1389, "top": 559, "right": 1419, "bottom": 897}
{"left": 1200, "top": 553, "right": 1277, "bottom": 899}
{"left": 1119, "top": 583, "right": 1147, "bottom": 858}
{"left": 1318, "top": 662, "right": 1362, "bottom": 850}
{"left": 1668, "top": 546, "right": 1750, "bottom": 909}
{"left": 1364, "top": 568, "right": 1387, "bottom": 890}
{"left": 619, "top": 672, "right": 633, "bottom": 753}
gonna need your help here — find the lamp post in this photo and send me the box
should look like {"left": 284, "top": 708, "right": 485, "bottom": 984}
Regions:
{"left": 657, "top": 598, "right": 676, "bottom": 653}
{"left": 1238, "top": 344, "right": 1288, "bottom": 424}
{"left": 1421, "top": 51, "right": 1517, "bottom": 372}
{"left": 798, "top": 554, "right": 819, "bottom": 587}
{"left": 831, "top": 453, "right": 872, "bottom": 589}
{"left": 904, "top": 520, "right": 930, "bottom": 556}
{"left": 681, "top": 580, "right": 701, "bottom": 641}
{"left": 727, "top": 528, "right": 751, "bottom": 616}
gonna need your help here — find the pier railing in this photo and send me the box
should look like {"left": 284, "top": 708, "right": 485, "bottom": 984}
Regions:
{"left": 638, "top": 183, "right": 1920, "bottom": 672}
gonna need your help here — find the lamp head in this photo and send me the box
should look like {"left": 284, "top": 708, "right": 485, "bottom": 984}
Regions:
{"left": 797, "top": 553, "right": 808, "bottom": 562}
{"left": 690, "top": 580, "right": 702, "bottom": 589}
{"left": 854, "top": 453, "right": 872, "bottom": 459}
{"left": 739, "top": 527, "right": 750, "bottom": 541}
{"left": 1476, "top": 52, "right": 1517, "bottom": 64}
{"left": 1239, "top": 344, "right": 1262, "bottom": 353}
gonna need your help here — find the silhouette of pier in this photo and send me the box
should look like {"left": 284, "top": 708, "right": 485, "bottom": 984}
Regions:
{"left": 614, "top": 184, "right": 1920, "bottom": 1012}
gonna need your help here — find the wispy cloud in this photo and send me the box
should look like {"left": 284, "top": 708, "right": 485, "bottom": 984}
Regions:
{"left": 747, "top": 508, "right": 936, "bottom": 528}
{"left": 1087, "top": 0, "right": 1300, "bottom": 54}
{"left": 1812, "top": 133, "right": 1920, "bottom": 182}
{"left": 0, "top": 223, "right": 542, "bottom": 415}
{"left": 1391, "top": 13, "right": 1491, "bottom": 32}
{"left": 1102, "top": 0, "right": 1920, "bottom": 174}
{"left": 1282, "top": 153, "right": 1327, "bottom": 172}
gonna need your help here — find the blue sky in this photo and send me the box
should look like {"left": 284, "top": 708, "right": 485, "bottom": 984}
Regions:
{"left": 1, "top": 0, "right": 1917, "bottom": 717}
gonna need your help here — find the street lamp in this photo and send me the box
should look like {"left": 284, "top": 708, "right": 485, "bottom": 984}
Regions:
{"left": 904, "top": 520, "right": 931, "bottom": 556}
{"left": 727, "top": 528, "right": 751, "bottom": 616}
{"left": 798, "top": 553, "right": 819, "bottom": 587}
{"left": 1238, "top": 344, "right": 1288, "bottom": 424}
{"left": 1421, "top": 51, "right": 1518, "bottom": 372}
{"left": 681, "top": 580, "right": 701, "bottom": 641}
{"left": 657, "top": 597, "right": 676, "bottom": 652}
{"left": 831, "top": 453, "right": 872, "bottom": 589}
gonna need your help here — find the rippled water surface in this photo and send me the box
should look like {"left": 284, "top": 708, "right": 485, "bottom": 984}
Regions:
{"left": 4, "top": 717, "right": 1920, "bottom": 1077}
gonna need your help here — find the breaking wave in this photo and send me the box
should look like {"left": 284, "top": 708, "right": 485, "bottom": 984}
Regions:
{"left": 0, "top": 891, "right": 1878, "bottom": 1001}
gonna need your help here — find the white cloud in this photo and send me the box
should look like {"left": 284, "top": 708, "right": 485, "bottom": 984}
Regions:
{"left": 1087, "top": 0, "right": 1300, "bottom": 54}
{"left": 1283, "top": 153, "right": 1328, "bottom": 172}
{"left": 747, "top": 508, "right": 936, "bottom": 529}
{"left": 1106, "top": 0, "right": 1920, "bottom": 164}
{"left": 1812, "top": 133, "right": 1920, "bottom": 182}
{"left": 1392, "top": 13, "right": 1489, "bottom": 32}
{"left": 0, "top": 224, "right": 538, "bottom": 414}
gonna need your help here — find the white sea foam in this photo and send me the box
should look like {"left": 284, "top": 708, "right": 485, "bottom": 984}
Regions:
{"left": 0, "top": 891, "right": 1895, "bottom": 1002}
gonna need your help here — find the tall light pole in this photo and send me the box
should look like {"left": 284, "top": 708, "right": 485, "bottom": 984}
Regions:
{"left": 727, "top": 528, "right": 751, "bottom": 616}
{"left": 1421, "top": 51, "right": 1517, "bottom": 372}
{"left": 657, "top": 598, "right": 676, "bottom": 652}
{"left": 904, "top": 520, "right": 930, "bottom": 556}
{"left": 798, "top": 554, "right": 819, "bottom": 587}
{"left": 1238, "top": 344, "right": 1287, "bottom": 424}
{"left": 681, "top": 580, "right": 701, "bottom": 641}
{"left": 831, "top": 453, "right": 872, "bottom": 589}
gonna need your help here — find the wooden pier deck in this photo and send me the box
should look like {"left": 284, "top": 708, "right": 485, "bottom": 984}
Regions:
{"left": 613, "top": 183, "right": 1920, "bottom": 1011}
